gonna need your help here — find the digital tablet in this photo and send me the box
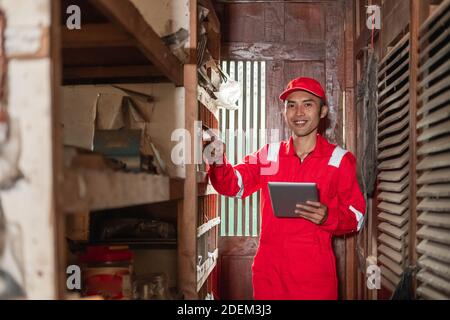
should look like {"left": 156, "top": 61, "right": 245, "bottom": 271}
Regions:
{"left": 268, "top": 182, "right": 318, "bottom": 218}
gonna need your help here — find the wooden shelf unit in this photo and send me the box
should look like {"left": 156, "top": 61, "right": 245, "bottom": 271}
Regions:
{"left": 62, "top": 168, "right": 184, "bottom": 212}
{"left": 61, "top": 0, "right": 184, "bottom": 85}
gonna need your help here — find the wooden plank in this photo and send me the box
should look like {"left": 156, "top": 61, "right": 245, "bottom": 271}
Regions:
{"left": 378, "top": 151, "right": 409, "bottom": 170}
{"left": 417, "top": 153, "right": 450, "bottom": 170}
{"left": 381, "top": 0, "right": 410, "bottom": 55}
{"left": 416, "top": 270, "right": 450, "bottom": 296}
{"left": 417, "top": 168, "right": 450, "bottom": 184}
{"left": 378, "top": 84, "right": 409, "bottom": 111}
{"left": 419, "top": 30, "right": 450, "bottom": 73}
{"left": 378, "top": 100, "right": 409, "bottom": 129}
{"left": 378, "top": 200, "right": 409, "bottom": 215}
{"left": 222, "top": 41, "right": 326, "bottom": 61}
{"left": 418, "top": 256, "right": 450, "bottom": 281}
{"left": 61, "top": 23, "right": 133, "bottom": 48}
{"left": 418, "top": 212, "right": 450, "bottom": 229}
{"left": 378, "top": 33, "right": 409, "bottom": 67}
{"left": 417, "top": 225, "right": 450, "bottom": 245}
{"left": 378, "top": 128, "right": 409, "bottom": 149}
{"left": 378, "top": 72, "right": 410, "bottom": 99}
{"left": 378, "top": 43, "right": 410, "bottom": 77}
{"left": 378, "top": 175, "right": 409, "bottom": 192}
{"left": 378, "top": 166, "right": 409, "bottom": 182}
{"left": 378, "top": 233, "right": 405, "bottom": 252}
{"left": 325, "top": 2, "right": 344, "bottom": 144}
{"left": 377, "top": 139, "right": 409, "bottom": 160}
{"left": 377, "top": 57, "right": 410, "bottom": 90}
{"left": 417, "top": 284, "right": 449, "bottom": 299}
{"left": 63, "top": 46, "right": 151, "bottom": 67}
{"left": 418, "top": 59, "right": 450, "bottom": 89}
{"left": 417, "top": 198, "right": 450, "bottom": 212}
{"left": 264, "top": 2, "right": 284, "bottom": 42}
{"left": 379, "top": 91, "right": 409, "bottom": 119}
{"left": 419, "top": 0, "right": 450, "bottom": 39}
{"left": 218, "top": 237, "right": 258, "bottom": 300}
{"left": 378, "top": 191, "right": 409, "bottom": 204}
{"left": 417, "top": 184, "right": 450, "bottom": 197}
{"left": 378, "top": 222, "right": 409, "bottom": 239}
{"left": 378, "top": 211, "right": 409, "bottom": 227}
{"left": 380, "top": 265, "right": 401, "bottom": 286}
{"left": 284, "top": 3, "right": 325, "bottom": 43}
{"left": 384, "top": 108, "right": 413, "bottom": 138}
{"left": 379, "top": 254, "right": 404, "bottom": 276}
{"left": 417, "top": 91, "right": 450, "bottom": 115}
{"left": 378, "top": 244, "right": 407, "bottom": 264}
{"left": 417, "top": 105, "right": 450, "bottom": 129}
{"left": 343, "top": 49, "right": 355, "bottom": 300}
{"left": 417, "top": 119, "right": 450, "bottom": 142}
{"left": 266, "top": 61, "right": 288, "bottom": 138}
{"left": 417, "top": 75, "right": 450, "bottom": 104}
{"left": 62, "top": 169, "right": 175, "bottom": 212}
{"left": 222, "top": 2, "right": 265, "bottom": 42}
{"left": 417, "top": 240, "right": 450, "bottom": 263}
{"left": 89, "top": 0, "right": 183, "bottom": 85}
{"left": 197, "top": 248, "right": 218, "bottom": 292}
{"left": 63, "top": 65, "right": 165, "bottom": 84}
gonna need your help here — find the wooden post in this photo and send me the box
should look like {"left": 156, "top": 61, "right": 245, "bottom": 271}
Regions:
{"left": 178, "top": 0, "right": 199, "bottom": 300}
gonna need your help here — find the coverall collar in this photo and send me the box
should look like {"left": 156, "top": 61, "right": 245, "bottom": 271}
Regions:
{"left": 286, "top": 133, "right": 328, "bottom": 158}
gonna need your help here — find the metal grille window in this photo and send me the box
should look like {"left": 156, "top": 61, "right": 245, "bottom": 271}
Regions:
{"left": 219, "top": 61, "right": 266, "bottom": 237}
{"left": 377, "top": 35, "right": 411, "bottom": 292}
{"left": 416, "top": 0, "right": 450, "bottom": 300}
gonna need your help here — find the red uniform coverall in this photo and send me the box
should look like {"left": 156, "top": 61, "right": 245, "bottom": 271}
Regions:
{"left": 208, "top": 134, "right": 366, "bottom": 300}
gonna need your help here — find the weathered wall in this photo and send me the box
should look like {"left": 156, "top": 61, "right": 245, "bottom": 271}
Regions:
{"left": 0, "top": 0, "right": 57, "bottom": 299}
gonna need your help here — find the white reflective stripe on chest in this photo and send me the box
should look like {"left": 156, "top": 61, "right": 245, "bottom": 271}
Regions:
{"left": 328, "top": 146, "right": 348, "bottom": 168}
{"left": 267, "top": 142, "right": 281, "bottom": 162}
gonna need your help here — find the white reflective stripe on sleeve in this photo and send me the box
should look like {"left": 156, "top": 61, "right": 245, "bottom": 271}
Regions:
{"left": 328, "top": 146, "right": 348, "bottom": 168}
{"left": 349, "top": 205, "right": 364, "bottom": 231}
{"left": 267, "top": 142, "right": 281, "bottom": 162}
{"left": 235, "top": 169, "right": 244, "bottom": 199}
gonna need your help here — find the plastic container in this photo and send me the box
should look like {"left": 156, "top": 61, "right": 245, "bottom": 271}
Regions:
{"left": 78, "top": 246, "right": 133, "bottom": 300}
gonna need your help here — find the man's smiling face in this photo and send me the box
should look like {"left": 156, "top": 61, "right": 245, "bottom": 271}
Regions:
{"left": 283, "top": 90, "right": 328, "bottom": 138}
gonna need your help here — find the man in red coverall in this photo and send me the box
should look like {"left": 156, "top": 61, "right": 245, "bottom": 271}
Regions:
{"left": 205, "top": 77, "right": 366, "bottom": 300}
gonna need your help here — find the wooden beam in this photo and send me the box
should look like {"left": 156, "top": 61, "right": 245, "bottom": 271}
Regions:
{"left": 89, "top": 0, "right": 184, "bottom": 86}
{"left": 199, "top": 0, "right": 220, "bottom": 33}
{"left": 63, "top": 65, "right": 164, "bottom": 81}
{"left": 62, "top": 23, "right": 134, "bottom": 48}
{"left": 63, "top": 46, "right": 150, "bottom": 67}
{"left": 62, "top": 169, "right": 180, "bottom": 213}
{"left": 222, "top": 41, "right": 326, "bottom": 60}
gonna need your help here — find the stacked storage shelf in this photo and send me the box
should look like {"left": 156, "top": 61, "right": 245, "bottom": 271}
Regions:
{"left": 416, "top": 0, "right": 450, "bottom": 300}
{"left": 376, "top": 34, "right": 411, "bottom": 292}
{"left": 196, "top": 0, "right": 221, "bottom": 300}
{"left": 59, "top": 0, "right": 189, "bottom": 299}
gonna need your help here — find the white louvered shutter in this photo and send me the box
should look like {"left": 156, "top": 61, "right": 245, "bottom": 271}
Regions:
{"left": 377, "top": 35, "right": 411, "bottom": 292}
{"left": 416, "top": 0, "right": 450, "bottom": 300}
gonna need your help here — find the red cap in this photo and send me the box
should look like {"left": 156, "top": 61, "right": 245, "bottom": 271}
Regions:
{"left": 279, "top": 77, "right": 326, "bottom": 103}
